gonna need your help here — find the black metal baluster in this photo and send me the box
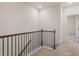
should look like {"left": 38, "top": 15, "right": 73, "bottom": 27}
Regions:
{"left": 7, "top": 37, "right": 9, "bottom": 56}
{"left": 30, "top": 34, "right": 31, "bottom": 54}
{"left": 47, "top": 32, "right": 50, "bottom": 47}
{"left": 48, "top": 33, "right": 49, "bottom": 47}
{"left": 28, "top": 33, "right": 29, "bottom": 55}
{"left": 15, "top": 36, "right": 16, "bottom": 56}
{"left": 21, "top": 34, "right": 22, "bottom": 56}
{"left": 49, "top": 32, "right": 50, "bottom": 47}
{"left": 29, "top": 34, "right": 30, "bottom": 55}
{"left": 18, "top": 35, "right": 20, "bottom": 55}
{"left": 24, "top": 34, "right": 26, "bottom": 56}
{"left": 24, "top": 34, "right": 25, "bottom": 55}
{"left": 31, "top": 33, "right": 33, "bottom": 53}
{"left": 50, "top": 33, "right": 51, "bottom": 48}
{"left": 11, "top": 36, "right": 13, "bottom": 56}
{"left": 26, "top": 34, "right": 27, "bottom": 56}
{"left": 2, "top": 38, "right": 4, "bottom": 56}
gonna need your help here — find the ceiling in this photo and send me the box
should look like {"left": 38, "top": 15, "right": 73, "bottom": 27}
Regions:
{"left": 25, "top": 2, "right": 79, "bottom": 10}
{"left": 26, "top": 2, "right": 62, "bottom": 10}
{"left": 62, "top": 2, "right": 79, "bottom": 7}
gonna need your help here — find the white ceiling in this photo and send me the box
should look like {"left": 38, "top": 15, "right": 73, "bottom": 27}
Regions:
{"left": 62, "top": 2, "right": 79, "bottom": 7}
{"left": 26, "top": 2, "right": 62, "bottom": 10}
{"left": 25, "top": 2, "right": 79, "bottom": 10}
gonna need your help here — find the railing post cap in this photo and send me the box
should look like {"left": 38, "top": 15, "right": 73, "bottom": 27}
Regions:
{"left": 41, "top": 29, "right": 43, "bottom": 31}
{"left": 54, "top": 29, "right": 55, "bottom": 32}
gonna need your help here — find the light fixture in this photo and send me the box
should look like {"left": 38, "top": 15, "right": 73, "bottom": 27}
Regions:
{"left": 68, "top": 2, "right": 72, "bottom": 4}
{"left": 38, "top": 5, "right": 42, "bottom": 9}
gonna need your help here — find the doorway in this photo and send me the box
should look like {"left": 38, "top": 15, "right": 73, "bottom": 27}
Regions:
{"left": 67, "top": 15, "right": 76, "bottom": 42}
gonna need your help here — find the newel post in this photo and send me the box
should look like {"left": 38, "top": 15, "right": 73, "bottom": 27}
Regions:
{"left": 53, "top": 29, "right": 56, "bottom": 49}
{"left": 41, "top": 29, "right": 43, "bottom": 46}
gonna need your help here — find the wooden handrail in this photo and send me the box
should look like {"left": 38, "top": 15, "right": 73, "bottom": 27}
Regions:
{"left": 0, "top": 31, "right": 40, "bottom": 38}
{"left": 18, "top": 40, "right": 31, "bottom": 56}
{"left": 0, "top": 30, "right": 55, "bottom": 38}
{"left": 42, "top": 31, "right": 54, "bottom": 32}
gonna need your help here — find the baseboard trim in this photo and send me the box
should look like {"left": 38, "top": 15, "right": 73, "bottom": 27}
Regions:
{"left": 42, "top": 46, "right": 53, "bottom": 50}
{"left": 26, "top": 46, "right": 43, "bottom": 56}
{"left": 24, "top": 46, "right": 54, "bottom": 56}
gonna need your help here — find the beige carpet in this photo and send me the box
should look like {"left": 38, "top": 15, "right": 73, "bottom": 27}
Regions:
{"left": 31, "top": 41, "right": 79, "bottom": 56}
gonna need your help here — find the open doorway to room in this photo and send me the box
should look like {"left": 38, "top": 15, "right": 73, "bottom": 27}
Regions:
{"left": 67, "top": 15, "right": 76, "bottom": 42}
{"left": 67, "top": 15, "right": 79, "bottom": 43}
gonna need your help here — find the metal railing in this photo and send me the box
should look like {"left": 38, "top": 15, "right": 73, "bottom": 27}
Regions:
{"left": 18, "top": 39, "right": 31, "bottom": 56}
{"left": 0, "top": 29, "right": 56, "bottom": 56}
{"left": 41, "top": 29, "right": 56, "bottom": 49}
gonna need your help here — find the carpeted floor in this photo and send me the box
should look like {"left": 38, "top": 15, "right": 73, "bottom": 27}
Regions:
{"left": 31, "top": 41, "right": 79, "bottom": 56}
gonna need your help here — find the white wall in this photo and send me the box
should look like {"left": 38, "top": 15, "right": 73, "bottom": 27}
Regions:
{"left": 61, "top": 4, "right": 79, "bottom": 41}
{"left": 0, "top": 2, "right": 39, "bottom": 36}
{"left": 0, "top": 2, "right": 40, "bottom": 56}
{"left": 0, "top": 2, "right": 74, "bottom": 55}
{"left": 40, "top": 6, "right": 60, "bottom": 44}
{"left": 0, "top": 2, "right": 61, "bottom": 56}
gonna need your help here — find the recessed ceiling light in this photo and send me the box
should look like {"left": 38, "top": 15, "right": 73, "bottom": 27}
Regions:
{"left": 68, "top": 2, "right": 72, "bottom": 4}
{"left": 38, "top": 5, "right": 42, "bottom": 9}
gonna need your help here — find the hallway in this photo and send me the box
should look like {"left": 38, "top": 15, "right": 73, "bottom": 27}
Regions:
{"left": 0, "top": 2, "right": 79, "bottom": 56}
{"left": 31, "top": 41, "right": 79, "bottom": 56}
